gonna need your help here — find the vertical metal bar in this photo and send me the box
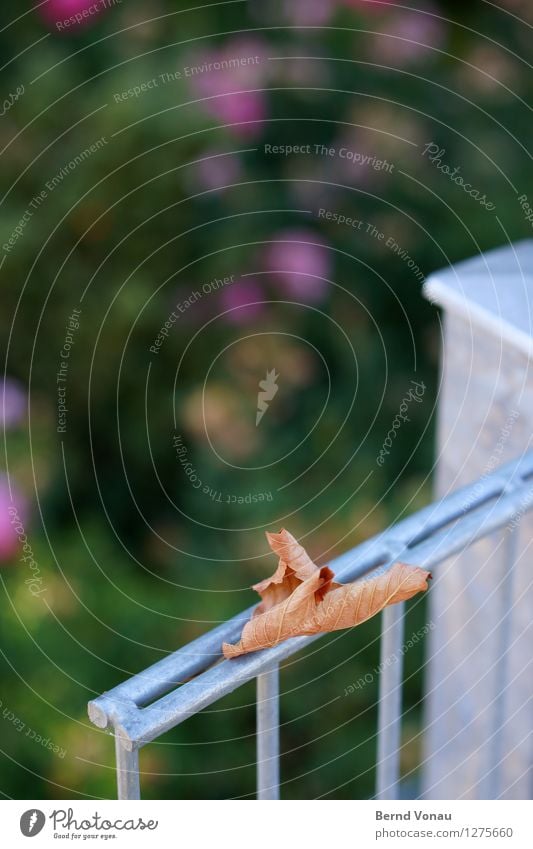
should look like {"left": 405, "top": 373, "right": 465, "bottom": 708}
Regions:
{"left": 115, "top": 735, "right": 141, "bottom": 800}
{"left": 256, "top": 665, "right": 280, "bottom": 799}
{"left": 376, "top": 603, "right": 405, "bottom": 800}
{"left": 489, "top": 528, "right": 519, "bottom": 799}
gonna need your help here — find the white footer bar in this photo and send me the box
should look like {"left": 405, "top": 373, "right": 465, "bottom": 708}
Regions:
{"left": 5, "top": 800, "right": 533, "bottom": 848}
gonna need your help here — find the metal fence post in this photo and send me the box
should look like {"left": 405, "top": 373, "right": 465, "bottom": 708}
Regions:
{"left": 422, "top": 240, "right": 533, "bottom": 799}
{"left": 376, "top": 603, "right": 405, "bottom": 800}
{"left": 256, "top": 666, "right": 280, "bottom": 800}
{"left": 115, "top": 735, "right": 141, "bottom": 800}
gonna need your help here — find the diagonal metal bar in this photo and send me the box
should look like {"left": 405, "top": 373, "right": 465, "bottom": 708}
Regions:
{"left": 89, "top": 451, "right": 533, "bottom": 759}
{"left": 88, "top": 611, "right": 254, "bottom": 731}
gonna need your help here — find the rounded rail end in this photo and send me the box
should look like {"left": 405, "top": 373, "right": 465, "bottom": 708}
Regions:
{"left": 88, "top": 699, "right": 110, "bottom": 729}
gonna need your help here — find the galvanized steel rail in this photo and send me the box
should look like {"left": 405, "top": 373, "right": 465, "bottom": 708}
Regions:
{"left": 88, "top": 451, "right": 533, "bottom": 799}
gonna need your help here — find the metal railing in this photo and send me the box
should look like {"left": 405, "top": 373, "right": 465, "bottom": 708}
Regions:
{"left": 88, "top": 451, "right": 533, "bottom": 800}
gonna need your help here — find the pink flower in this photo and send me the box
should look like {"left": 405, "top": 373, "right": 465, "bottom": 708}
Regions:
{"left": 0, "top": 475, "right": 27, "bottom": 563}
{"left": 209, "top": 92, "right": 266, "bottom": 138}
{"left": 370, "top": 6, "right": 446, "bottom": 64}
{"left": 340, "top": 0, "right": 396, "bottom": 11}
{"left": 187, "top": 38, "right": 268, "bottom": 137}
{"left": 1, "top": 378, "right": 26, "bottom": 429}
{"left": 264, "top": 230, "right": 331, "bottom": 302}
{"left": 282, "top": 0, "right": 336, "bottom": 27}
{"left": 219, "top": 279, "right": 266, "bottom": 323}
{"left": 194, "top": 150, "right": 243, "bottom": 194}
{"left": 37, "top": 0, "right": 107, "bottom": 29}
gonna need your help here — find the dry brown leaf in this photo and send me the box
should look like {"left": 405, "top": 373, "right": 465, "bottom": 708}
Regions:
{"left": 252, "top": 528, "right": 340, "bottom": 617}
{"left": 223, "top": 531, "right": 430, "bottom": 658}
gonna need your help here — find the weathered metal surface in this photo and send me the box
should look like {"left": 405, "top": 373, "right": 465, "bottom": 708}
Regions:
{"left": 256, "top": 667, "right": 280, "bottom": 800}
{"left": 423, "top": 240, "right": 533, "bottom": 800}
{"left": 88, "top": 449, "right": 533, "bottom": 799}
{"left": 376, "top": 603, "right": 405, "bottom": 800}
{"left": 115, "top": 736, "right": 140, "bottom": 800}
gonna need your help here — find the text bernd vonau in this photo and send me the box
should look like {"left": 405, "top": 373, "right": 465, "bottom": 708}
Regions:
{"left": 376, "top": 810, "right": 452, "bottom": 821}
